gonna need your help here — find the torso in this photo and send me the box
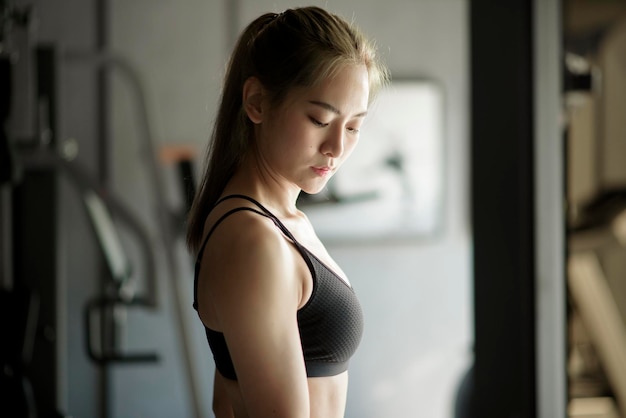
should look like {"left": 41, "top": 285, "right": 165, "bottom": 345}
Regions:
{"left": 195, "top": 194, "right": 359, "bottom": 417}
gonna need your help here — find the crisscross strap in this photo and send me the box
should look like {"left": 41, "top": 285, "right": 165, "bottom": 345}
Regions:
{"left": 214, "top": 194, "right": 301, "bottom": 244}
{"left": 195, "top": 206, "right": 269, "bottom": 264}
{"left": 192, "top": 194, "right": 310, "bottom": 310}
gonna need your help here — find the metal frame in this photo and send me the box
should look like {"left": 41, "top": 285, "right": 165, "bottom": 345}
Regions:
{"left": 471, "top": 1, "right": 567, "bottom": 417}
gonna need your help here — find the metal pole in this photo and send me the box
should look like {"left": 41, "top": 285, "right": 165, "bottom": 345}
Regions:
{"left": 63, "top": 50, "right": 203, "bottom": 418}
{"left": 534, "top": 0, "right": 568, "bottom": 416}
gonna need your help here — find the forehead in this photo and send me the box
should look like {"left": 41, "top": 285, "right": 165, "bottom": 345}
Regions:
{"left": 280, "top": 64, "right": 370, "bottom": 114}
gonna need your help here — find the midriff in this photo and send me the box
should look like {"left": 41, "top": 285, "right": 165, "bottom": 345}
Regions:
{"left": 219, "top": 371, "right": 349, "bottom": 418}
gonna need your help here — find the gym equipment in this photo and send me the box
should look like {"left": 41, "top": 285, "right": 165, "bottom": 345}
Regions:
{"left": 0, "top": 287, "right": 39, "bottom": 418}
{"left": 569, "top": 198, "right": 626, "bottom": 417}
{"left": 2, "top": 2, "right": 201, "bottom": 415}
{"left": 60, "top": 50, "right": 203, "bottom": 417}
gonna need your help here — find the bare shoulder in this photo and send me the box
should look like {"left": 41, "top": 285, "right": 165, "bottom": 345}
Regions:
{"left": 205, "top": 206, "right": 295, "bottom": 279}
{"left": 198, "top": 206, "right": 302, "bottom": 326}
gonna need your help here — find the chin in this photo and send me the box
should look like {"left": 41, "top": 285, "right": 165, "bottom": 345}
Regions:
{"left": 301, "top": 183, "right": 328, "bottom": 196}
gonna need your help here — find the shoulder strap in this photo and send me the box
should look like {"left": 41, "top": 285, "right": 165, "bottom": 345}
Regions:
{"left": 193, "top": 206, "right": 268, "bottom": 311}
{"left": 195, "top": 206, "right": 269, "bottom": 264}
{"left": 215, "top": 196, "right": 317, "bottom": 281}
{"left": 215, "top": 194, "right": 300, "bottom": 243}
{"left": 193, "top": 194, "right": 316, "bottom": 311}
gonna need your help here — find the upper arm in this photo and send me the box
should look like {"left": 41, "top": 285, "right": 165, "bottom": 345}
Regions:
{"left": 206, "top": 214, "right": 309, "bottom": 418}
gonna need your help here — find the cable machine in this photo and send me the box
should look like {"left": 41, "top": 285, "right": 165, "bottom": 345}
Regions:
{"left": 1, "top": 2, "right": 201, "bottom": 417}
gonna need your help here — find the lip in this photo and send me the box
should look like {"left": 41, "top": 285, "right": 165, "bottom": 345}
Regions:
{"left": 311, "top": 166, "right": 333, "bottom": 177}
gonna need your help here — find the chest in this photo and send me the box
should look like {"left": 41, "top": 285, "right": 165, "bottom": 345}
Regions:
{"left": 280, "top": 216, "right": 350, "bottom": 285}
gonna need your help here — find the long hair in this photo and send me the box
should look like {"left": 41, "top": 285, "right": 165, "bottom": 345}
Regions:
{"left": 186, "top": 6, "right": 389, "bottom": 253}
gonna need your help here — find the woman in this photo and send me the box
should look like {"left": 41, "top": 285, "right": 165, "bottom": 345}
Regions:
{"left": 187, "top": 6, "right": 388, "bottom": 417}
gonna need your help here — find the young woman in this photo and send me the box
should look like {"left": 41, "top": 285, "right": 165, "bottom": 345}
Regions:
{"left": 187, "top": 6, "right": 388, "bottom": 417}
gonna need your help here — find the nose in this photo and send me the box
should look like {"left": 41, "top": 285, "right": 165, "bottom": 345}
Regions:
{"left": 321, "top": 126, "right": 344, "bottom": 158}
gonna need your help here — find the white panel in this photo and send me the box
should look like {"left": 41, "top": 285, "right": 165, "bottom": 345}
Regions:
{"left": 534, "top": 0, "right": 568, "bottom": 417}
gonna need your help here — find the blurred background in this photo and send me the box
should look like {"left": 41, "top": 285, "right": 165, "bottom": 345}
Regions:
{"left": 1, "top": 0, "right": 625, "bottom": 417}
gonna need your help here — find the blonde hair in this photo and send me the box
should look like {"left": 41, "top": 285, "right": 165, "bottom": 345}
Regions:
{"left": 187, "top": 6, "right": 389, "bottom": 252}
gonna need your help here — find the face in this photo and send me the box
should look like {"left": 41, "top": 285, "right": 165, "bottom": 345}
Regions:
{"left": 255, "top": 64, "right": 370, "bottom": 195}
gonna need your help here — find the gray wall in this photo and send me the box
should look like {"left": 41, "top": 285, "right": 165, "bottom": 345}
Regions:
{"left": 107, "top": 1, "right": 471, "bottom": 417}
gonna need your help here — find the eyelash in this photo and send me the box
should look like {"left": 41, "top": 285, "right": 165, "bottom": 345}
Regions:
{"left": 309, "top": 117, "right": 328, "bottom": 128}
{"left": 309, "top": 117, "right": 360, "bottom": 134}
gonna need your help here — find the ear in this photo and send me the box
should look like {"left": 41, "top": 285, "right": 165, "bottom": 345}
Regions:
{"left": 242, "top": 77, "right": 265, "bottom": 124}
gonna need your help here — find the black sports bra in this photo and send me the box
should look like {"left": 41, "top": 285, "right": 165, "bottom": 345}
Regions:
{"left": 192, "top": 194, "right": 364, "bottom": 380}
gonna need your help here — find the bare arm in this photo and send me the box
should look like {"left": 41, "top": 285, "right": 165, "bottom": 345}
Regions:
{"left": 213, "top": 370, "right": 235, "bottom": 418}
{"left": 202, "top": 213, "right": 310, "bottom": 418}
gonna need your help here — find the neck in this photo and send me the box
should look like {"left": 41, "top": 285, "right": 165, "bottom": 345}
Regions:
{"left": 223, "top": 157, "right": 302, "bottom": 218}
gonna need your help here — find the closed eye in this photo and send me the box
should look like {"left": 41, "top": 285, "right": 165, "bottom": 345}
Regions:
{"left": 309, "top": 117, "right": 328, "bottom": 128}
{"left": 347, "top": 127, "right": 360, "bottom": 134}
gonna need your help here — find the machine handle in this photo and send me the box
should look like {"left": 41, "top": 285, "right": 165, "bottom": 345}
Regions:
{"left": 84, "top": 296, "right": 159, "bottom": 365}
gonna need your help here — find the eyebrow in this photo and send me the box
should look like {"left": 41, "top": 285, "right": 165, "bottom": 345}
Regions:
{"left": 308, "top": 100, "right": 368, "bottom": 118}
